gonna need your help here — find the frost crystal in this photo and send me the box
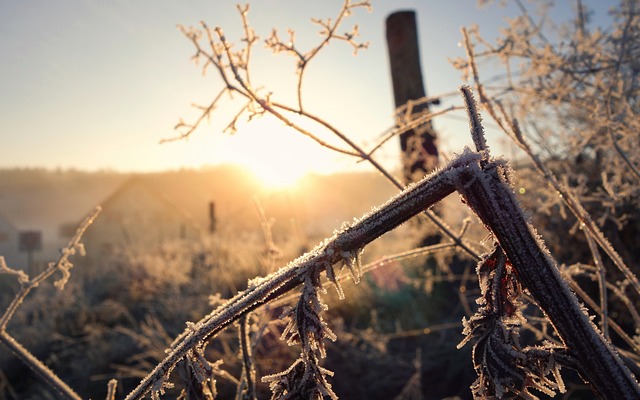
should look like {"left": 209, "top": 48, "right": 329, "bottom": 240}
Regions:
{"left": 341, "top": 249, "right": 363, "bottom": 284}
{"left": 324, "top": 261, "right": 345, "bottom": 300}
{"left": 265, "top": 269, "right": 338, "bottom": 399}
{"left": 459, "top": 246, "right": 566, "bottom": 399}
{"left": 53, "top": 260, "right": 73, "bottom": 290}
{"left": 0, "top": 256, "right": 29, "bottom": 283}
{"left": 151, "top": 376, "right": 175, "bottom": 400}
{"left": 262, "top": 357, "right": 337, "bottom": 400}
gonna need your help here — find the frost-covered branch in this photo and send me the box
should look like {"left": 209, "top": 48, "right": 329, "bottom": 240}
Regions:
{"left": 455, "top": 0, "right": 640, "bottom": 300}
{"left": 264, "top": 0, "right": 371, "bottom": 111}
{"left": 452, "top": 90, "right": 639, "bottom": 396}
{"left": 124, "top": 86, "right": 640, "bottom": 399}
{"left": 124, "top": 150, "right": 474, "bottom": 400}
{"left": 0, "top": 206, "right": 101, "bottom": 400}
{"left": 105, "top": 379, "right": 118, "bottom": 400}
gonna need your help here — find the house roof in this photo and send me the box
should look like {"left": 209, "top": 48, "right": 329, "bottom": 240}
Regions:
{"left": 96, "top": 177, "right": 205, "bottom": 234}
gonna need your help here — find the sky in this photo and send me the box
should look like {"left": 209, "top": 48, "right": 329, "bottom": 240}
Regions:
{"left": 0, "top": 0, "right": 618, "bottom": 185}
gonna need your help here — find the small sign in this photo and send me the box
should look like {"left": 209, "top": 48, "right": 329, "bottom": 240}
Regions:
{"left": 19, "top": 231, "right": 42, "bottom": 252}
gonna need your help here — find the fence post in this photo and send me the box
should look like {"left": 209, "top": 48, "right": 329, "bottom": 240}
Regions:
{"left": 209, "top": 201, "right": 216, "bottom": 234}
{"left": 386, "top": 11, "right": 439, "bottom": 185}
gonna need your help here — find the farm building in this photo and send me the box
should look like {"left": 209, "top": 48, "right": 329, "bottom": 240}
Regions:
{"left": 81, "top": 178, "right": 204, "bottom": 263}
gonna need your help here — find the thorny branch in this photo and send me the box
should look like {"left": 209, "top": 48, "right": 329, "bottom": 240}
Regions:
{"left": 125, "top": 137, "right": 465, "bottom": 400}
{"left": 454, "top": 88, "right": 638, "bottom": 399}
{"left": 460, "top": 26, "right": 640, "bottom": 300}
{"left": 3, "top": 2, "right": 638, "bottom": 399}
{"left": 124, "top": 87, "right": 639, "bottom": 400}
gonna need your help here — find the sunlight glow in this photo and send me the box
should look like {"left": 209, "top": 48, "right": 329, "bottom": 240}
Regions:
{"left": 222, "top": 116, "right": 338, "bottom": 189}
{"left": 237, "top": 156, "right": 302, "bottom": 189}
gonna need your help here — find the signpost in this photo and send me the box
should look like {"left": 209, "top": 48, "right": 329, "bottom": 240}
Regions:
{"left": 19, "top": 230, "right": 42, "bottom": 274}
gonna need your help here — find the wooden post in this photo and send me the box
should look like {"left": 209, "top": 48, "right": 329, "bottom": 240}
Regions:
{"left": 209, "top": 201, "right": 216, "bottom": 234}
{"left": 386, "top": 11, "right": 439, "bottom": 185}
{"left": 19, "top": 230, "right": 42, "bottom": 276}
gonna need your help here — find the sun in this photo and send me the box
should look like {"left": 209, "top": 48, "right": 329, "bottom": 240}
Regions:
{"left": 221, "top": 116, "right": 338, "bottom": 189}
{"left": 237, "top": 156, "right": 302, "bottom": 189}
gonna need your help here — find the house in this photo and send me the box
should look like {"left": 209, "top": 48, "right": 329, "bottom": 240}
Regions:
{"left": 81, "top": 178, "right": 204, "bottom": 263}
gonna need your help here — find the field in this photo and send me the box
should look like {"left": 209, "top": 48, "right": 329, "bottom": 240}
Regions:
{"left": 1, "top": 166, "right": 478, "bottom": 398}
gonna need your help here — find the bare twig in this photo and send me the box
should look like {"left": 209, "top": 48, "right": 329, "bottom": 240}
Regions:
{"left": 0, "top": 206, "right": 101, "bottom": 400}
{"left": 126, "top": 87, "right": 639, "bottom": 397}
{"left": 124, "top": 149, "right": 474, "bottom": 400}
{"left": 270, "top": 101, "right": 482, "bottom": 261}
{"left": 0, "top": 334, "right": 82, "bottom": 400}
{"left": 106, "top": 379, "right": 118, "bottom": 400}
{"left": 172, "top": 5, "right": 483, "bottom": 265}
{"left": 562, "top": 273, "right": 640, "bottom": 356}
{"left": 461, "top": 26, "right": 640, "bottom": 298}
{"left": 0, "top": 206, "right": 101, "bottom": 330}
{"left": 365, "top": 104, "right": 460, "bottom": 159}
{"left": 585, "top": 232, "right": 610, "bottom": 340}
{"left": 237, "top": 316, "right": 257, "bottom": 400}
{"left": 454, "top": 87, "right": 638, "bottom": 397}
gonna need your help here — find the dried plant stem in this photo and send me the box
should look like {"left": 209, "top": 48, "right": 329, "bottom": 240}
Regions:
{"left": 455, "top": 157, "right": 639, "bottom": 398}
{"left": 0, "top": 207, "right": 101, "bottom": 400}
{"left": 365, "top": 104, "right": 460, "bottom": 159}
{"left": 602, "top": 0, "right": 640, "bottom": 182}
{"left": 0, "top": 333, "right": 82, "bottom": 400}
{"left": 294, "top": 0, "right": 367, "bottom": 110}
{"left": 383, "top": 321, "right": 462, "bottom": 339}
{"left": 178, "top": 5, "right": 481, "bottom": 263}
{"left": 214, "top": 27, "right": 360, "bottom": 158}
{"left": 585, "top": 232, "right": 610, "bottom": 340}
{"left": 271, "top": 101, "right": 482, "bottom": 261}
{"left": 271, "top": 240, "right": 461, "bottom": 309}
{"left": 129, "top": 108, "right": 640, "bottom": 397}
{"left": 238, "top": 315, "right": 257, "bottom": 400}
{"left": 563, "top": 273, "right": 640, "bottom": 357}
{"left": 461, "top": 27, "right": 640, "bottom": 299}
{"left": 0, "top": 206, "right": 101, "bottom": 330}
{"left": 508, "top": 119, "right": 640, "bottom": 297}
{"left": 124, "top": 150, "right": 471, "bottom": 400}
{"left": 175, "top": 6, "right": 482, "bottom": 263}
{"left": 106, "top": 379, "right": 118, "bottom": 400}
{"left": 608, "top": 127, "right": 640, "bottom": 181}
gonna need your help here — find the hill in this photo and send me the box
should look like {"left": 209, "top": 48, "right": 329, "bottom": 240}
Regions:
{"left": 0, "top": 166, "right": 400, "bottom": 267}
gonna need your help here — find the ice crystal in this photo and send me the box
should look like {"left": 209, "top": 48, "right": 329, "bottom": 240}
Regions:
{"left": 324, "top": 261, "right": 345, "bottom": 300}
{"left": 265, "top": 269, "right": 338, "bottom": 399}
{"left": 341, "top": 249, "right": 363, "bottom": 284}
{"left": 74, "top": 242, "right": 86, "bottom": 257}
{"left": 262, "top": 356, "right": 337, "bottom": 400}
{"left": 53, "top": 260, "right": 73, "bottom": 290}
{"left": 151, "top": 376, "right": 175, "bottom": 400}
{"left": 279, "top": 274, "right": 336, "bottom": 356}
{"left": 0, "top": 256, "right": 29, "bottom": 284}
{"left": 459, "top": 246, "right": 566, "bottom": 399}
{"left": 181, "top": 345, "right": 219, "bottom": 398}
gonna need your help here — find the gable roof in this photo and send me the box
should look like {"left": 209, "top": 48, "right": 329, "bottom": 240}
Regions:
{"left": 96, "top": 177, "right": 204, "bottom": 234}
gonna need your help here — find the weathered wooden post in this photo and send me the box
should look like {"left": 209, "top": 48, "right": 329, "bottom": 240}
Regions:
{"left": 209, "top": 201, "right": 217, "bottom": 234}
{"left": 19, "top": 230, "right": 42, "bottom": 275}
{"left": 386, "top": 11, "right": 439, "bottom": 185}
